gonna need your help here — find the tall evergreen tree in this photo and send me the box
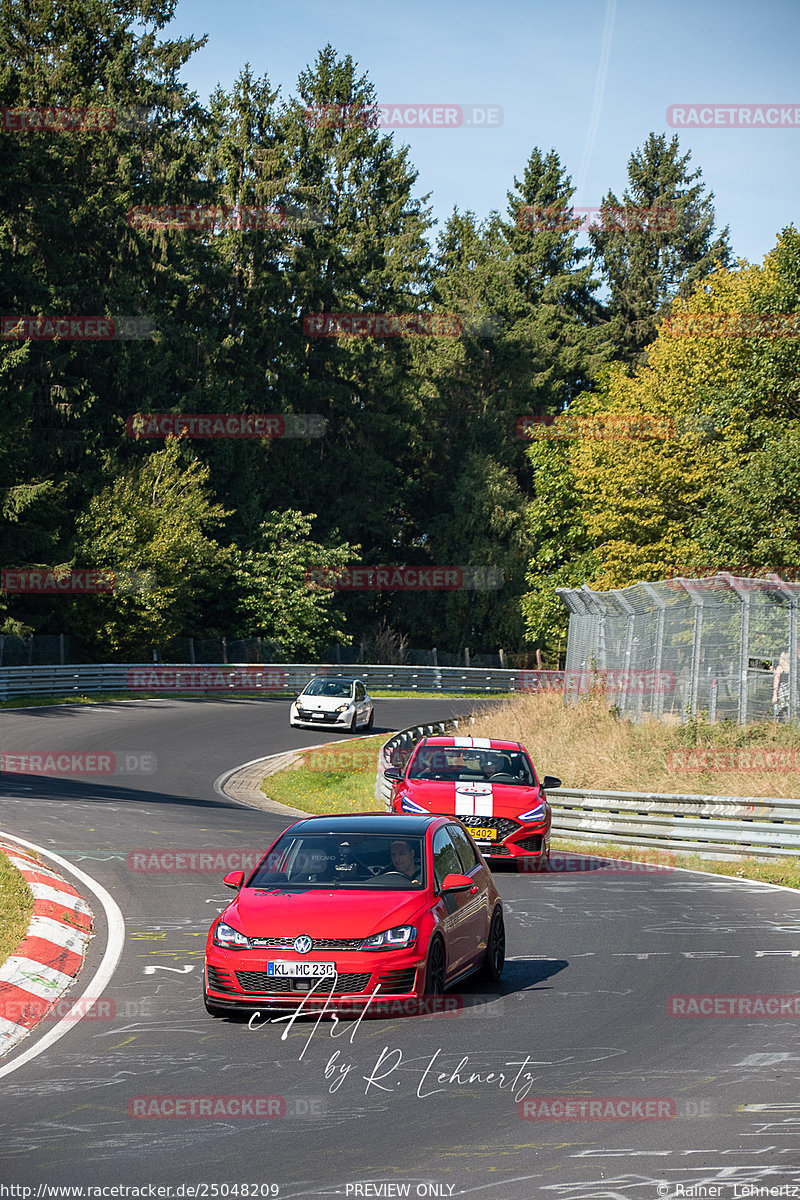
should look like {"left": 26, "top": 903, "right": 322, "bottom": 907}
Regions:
{"left": 589, "top": 133, "right": 731, "bottom": 365}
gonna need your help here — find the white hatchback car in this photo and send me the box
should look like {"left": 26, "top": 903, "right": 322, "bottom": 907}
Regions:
{"left": 289, "top": 676, "right": 375, "bottom": 733}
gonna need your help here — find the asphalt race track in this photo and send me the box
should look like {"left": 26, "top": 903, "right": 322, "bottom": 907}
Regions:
{"left": 2, "top": 696, "right": 800, "bottom": 1199}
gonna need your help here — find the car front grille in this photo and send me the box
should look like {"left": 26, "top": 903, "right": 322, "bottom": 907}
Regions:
{"left": 515, "top": 835, "right": 544, "bottom": 853}
{"left": 235, "top": 971, "right": 372, "bottom": 994}
{"left": 206, "top": 966, "right": 235, "bottom": 992}
{"left": 375, "top": 968, "right": 418, "bottom": 993}
{"left": 462, "top": 816, "right": 520, "bottom": 840}
{"left": 248, "top": 937, "right": 361, "bottom": 950}
{"left": 296, "top": 708, "right": 333, "bottom": 720}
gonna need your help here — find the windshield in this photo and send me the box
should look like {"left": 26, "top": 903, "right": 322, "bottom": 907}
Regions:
{"left": 408, "top": 745, "right": 537, "bottom": 786}
{"left": 247, "top": 834, "right": 426, "bottom": 890}
{"left": 303, "top": 679, "right": 354, "bottom": 698}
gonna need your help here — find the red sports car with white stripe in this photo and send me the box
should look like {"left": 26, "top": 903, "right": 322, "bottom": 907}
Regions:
{"left": 384, "top": 736, "right": 560, "bottom": 867}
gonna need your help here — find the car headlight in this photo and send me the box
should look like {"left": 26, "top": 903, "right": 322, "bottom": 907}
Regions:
{"left": 400, "top": 794, "right": 428, "bottom": 814}
{"left": 334, "top": 703, "right": 351, "bottom": 713}
{"left": 213, "top": 921, "right": 249, "bottom": 949}
{"left": 360, "top": 925, "right": 417, "bottom": 951}
{"left": 518, "top": 804, "right": 546, "bottom": 821}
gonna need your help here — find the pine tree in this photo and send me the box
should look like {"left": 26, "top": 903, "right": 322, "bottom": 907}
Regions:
{"left": 589, "top": 133, "right": 730, "bottom": 365}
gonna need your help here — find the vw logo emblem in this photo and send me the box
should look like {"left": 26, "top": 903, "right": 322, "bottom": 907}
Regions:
{"left": 293, "top": 936, "right": 313, "bottom": 954}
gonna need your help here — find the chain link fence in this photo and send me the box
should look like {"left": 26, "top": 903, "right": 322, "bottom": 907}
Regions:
{"left": 556, "top": 574, "right": 800, "bottom": 724}
{"left": 0, "top": 633, "right": 545, "bottom": 670}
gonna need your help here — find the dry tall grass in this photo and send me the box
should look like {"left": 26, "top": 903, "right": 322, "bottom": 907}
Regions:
{"left": 465, "top": 692, "right": 800, "bottom": 798}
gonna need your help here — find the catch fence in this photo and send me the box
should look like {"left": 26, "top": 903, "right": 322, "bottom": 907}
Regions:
{"left": 557, "top": 574, "right": 800, "bottom": 724}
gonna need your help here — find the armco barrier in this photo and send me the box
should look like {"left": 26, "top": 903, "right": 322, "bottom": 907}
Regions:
{"left": 373, "top": 728, "right": 800, "bottom": 859}
{"left": 549, "top": 788, "right": 800, "bottom": 860}
{"left": 0, "top": 663, "right": 528, "bottom": 701}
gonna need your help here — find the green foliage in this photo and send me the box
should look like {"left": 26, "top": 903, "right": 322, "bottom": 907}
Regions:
{"left": 231, "top": 510, "right": 358, "bottom": 657}
{"left": 589, "top": 133, "right": 731, "bottom": 364}
{"left": 0, "top": 3, "right": 796, "bottom": 665}
{"left": 73, "top": 440, "right": 230, "bottom": 657}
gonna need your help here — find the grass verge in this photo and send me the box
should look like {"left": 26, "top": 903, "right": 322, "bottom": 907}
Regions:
{"left": 261, "top": 735, "right": 390, "bottom": 815}
{"left": 0, "top": 850, "right": 34, "bottom": 965}
{"left": 466, "top": 690, "right": 800, "bottom": 799}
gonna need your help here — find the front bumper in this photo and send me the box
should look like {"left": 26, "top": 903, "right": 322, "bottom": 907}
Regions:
{"left": 205, "top": 947, "right": 425, "bottom": 1011}
{"left": 290, "top": 706, "right": 353, "bottom": 727}
{"left": 392, "top": 802, "right": 550, "bottom": 859}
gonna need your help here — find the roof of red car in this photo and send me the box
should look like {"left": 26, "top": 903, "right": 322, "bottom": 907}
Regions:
{"left": 421, "top": 736, "right": 522, "bottom": 752}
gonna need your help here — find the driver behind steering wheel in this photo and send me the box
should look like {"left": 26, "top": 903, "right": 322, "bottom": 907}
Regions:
{"left": 383, "top": 839, "right": 420, "bottom": 883}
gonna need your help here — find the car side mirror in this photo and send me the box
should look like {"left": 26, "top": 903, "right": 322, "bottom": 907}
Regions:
{"left": 383, "top": 766, "right": 402, "bottom": 780}
{"left": 441, "top": 872, "right": 473, "bottom": 893}
{"left": 542, "top": 776, "right": 562, "bottom": 790}
{"left": 223, "top": 870, "right": 245, "bottom": 889}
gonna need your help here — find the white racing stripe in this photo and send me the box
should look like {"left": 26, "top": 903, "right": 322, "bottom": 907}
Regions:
{"left": 452, "top": 737, "right": 492, "bottom": 748}
{"left": 454, "top": 784, "right": 495, "bottom": 817}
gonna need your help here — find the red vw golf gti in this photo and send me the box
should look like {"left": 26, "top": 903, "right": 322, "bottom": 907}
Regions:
{"left": 204, "top": 813, "right": 504, "bottom": 1016}
{"left": 384, "top": 736, "right": 560, "bottom": 868}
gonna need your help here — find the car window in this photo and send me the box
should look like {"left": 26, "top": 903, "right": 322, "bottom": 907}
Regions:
{"left": 408, "top": 745, "right": 536, "bottom": 785}
{"left": 356, "top": 682, "right": 366, "bottom": 700}
{"left": 304, "top": 679, "right": 353, "bottom": 698}
{"left": 247, "top": 834, "right": 425, "bottom": 890}
{"left": 431, "top": 827, "right": 463, "bottom": 890}
{"left": 447, "top": 824, "right": 480, "bottom": 872}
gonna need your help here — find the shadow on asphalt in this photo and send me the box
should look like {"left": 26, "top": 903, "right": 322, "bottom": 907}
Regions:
{"left": 0, "top": 773, "right": 242, "bottom": 810}
{"left": 206, "top": 959, "right": 570, "bottom": 1024}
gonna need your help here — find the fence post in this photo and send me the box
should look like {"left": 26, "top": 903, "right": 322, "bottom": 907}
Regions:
{"left": 59, "top": 634, "right": 65, "bottom": 666}
{"left": 639, "top": 582, "right": 666, "bottom": 719}
{"left": 222, "top": 636, "right": 228, "bottom": 665}
{"left": 464, "top": 647, "right": 470, "bottom": 668}
{"left": 499, "top": 648, "right": 506, "bottom": 669}
{"left": 726, "top": 581, "right": 750, "bottom": 725}
{"left": 431, "top": 647, "right": 438, "bottom": 667}
{"left": 189, "top": 637, "right": 196, "bottom": 665}
{"left": 684, "top": 583, "right": 704, "bottom": 720}
{"left": 610, "top": 590, "right": 635, "bottom": 716}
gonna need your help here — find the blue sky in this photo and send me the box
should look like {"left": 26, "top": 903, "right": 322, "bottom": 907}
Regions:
{"left": 165, "top": 0, "right": 798, "bottom": 266}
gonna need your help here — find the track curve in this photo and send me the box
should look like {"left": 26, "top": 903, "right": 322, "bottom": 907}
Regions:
{"left": 1, "top": 695, "right": 799, "bottom": 1199}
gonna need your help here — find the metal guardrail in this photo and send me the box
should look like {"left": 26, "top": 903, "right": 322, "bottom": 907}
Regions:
{"left": 372, "top": 725, "right": 800, "bottom": 860}
{"left": 0, "top": 663, "right": 529, "bottom": 700}
{"left": 549, "top": 787, "right": 800, "bottom": 860}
